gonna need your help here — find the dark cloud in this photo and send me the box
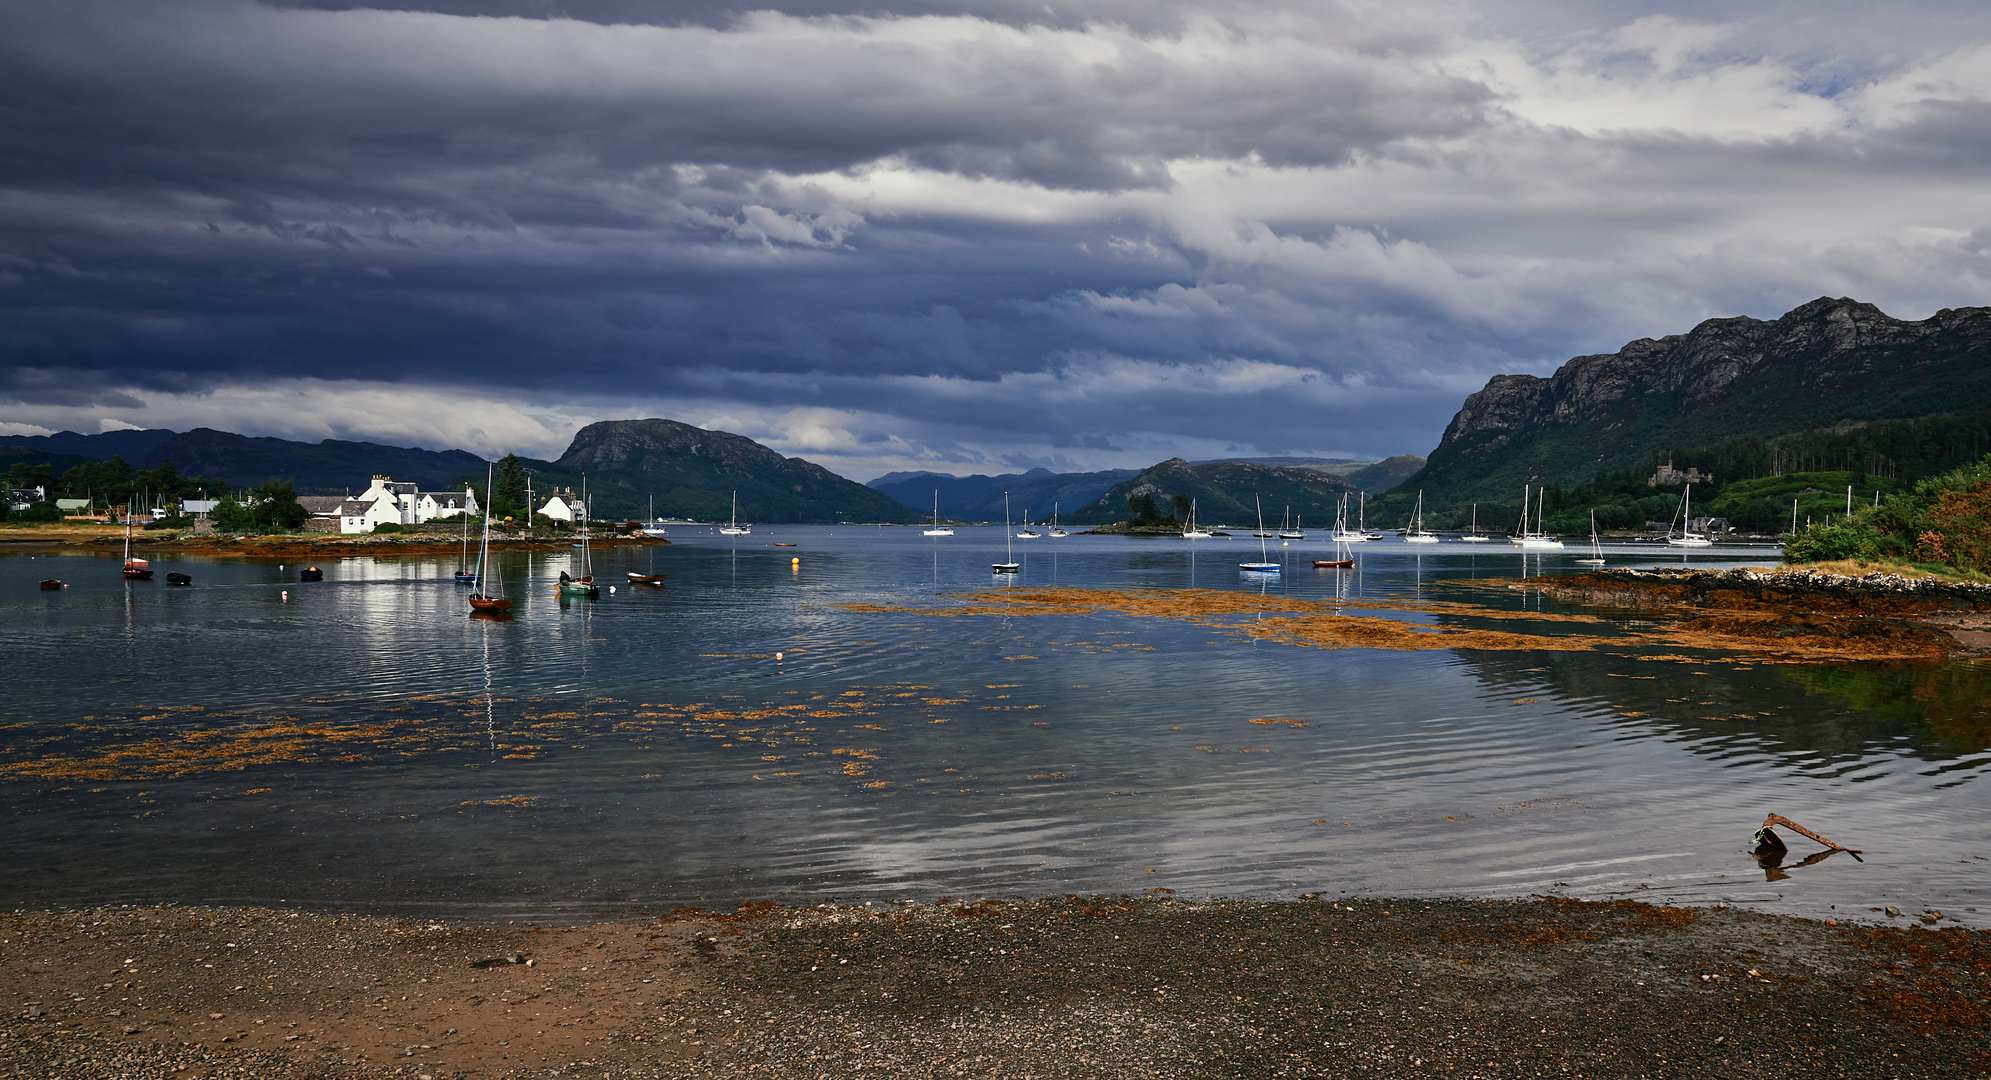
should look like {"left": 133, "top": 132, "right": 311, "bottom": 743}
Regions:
{"left": 2, "top": 0, "right": 1989, "bottom": 472}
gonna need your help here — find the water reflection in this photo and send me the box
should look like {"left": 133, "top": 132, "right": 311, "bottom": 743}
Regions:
{"left": 1, "top": 532, "right": 1983, "bottom": 924}
{"left": 1780, "top": 662, "right": 1991, "bottom": 753}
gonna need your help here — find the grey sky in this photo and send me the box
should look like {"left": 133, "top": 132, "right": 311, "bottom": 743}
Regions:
{"left": 2, "top": 0, "right": 1987, "bottom": 477}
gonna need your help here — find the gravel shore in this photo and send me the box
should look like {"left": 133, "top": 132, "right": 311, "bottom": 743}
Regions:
{"left": 5, "top": 896, "right": 1985, "bottom": 1079}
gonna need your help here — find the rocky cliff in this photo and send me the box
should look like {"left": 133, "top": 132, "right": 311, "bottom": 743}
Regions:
{"left": 1394, "top": 297, "right": 1991, "bottom": 509}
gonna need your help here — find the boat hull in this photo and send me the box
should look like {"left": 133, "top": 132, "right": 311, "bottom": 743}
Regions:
{"left": 992, "top": 563, "right": 1020, "bottom": 573}
{"left": 1313, "top": 559, "right": 1354, "bottom": 568}
{"left": 1510, "top": 540, "right": 1564, "bottom": 550}
{"left": 166, "top": 572, "right": 192, "bottom": 585}
{"left": 298, "top": 567, "right": 323, "bottom": 581}
{"left": 626, "top": 573, "right": 666, "bottom": 585}
{"left": 123, "top": 566, "right": 154, "bottom": 580}
{"left": 469, "top": 595, "right": 513, "bottom": 614}
{"left": 39, "top": 579, "right": 63, "bottom": 590}
{"left": 1240, "top": 563, "right": 1281, "bottom": 572}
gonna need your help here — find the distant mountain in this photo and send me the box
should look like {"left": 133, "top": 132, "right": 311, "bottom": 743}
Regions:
{"left": 1, "top": 428, "right": 180, "bottom": 462}
{"left": 1193, "top": 455, "right": 1426, "bottom": 494}
{"left": 540, "top": 418, "right": 920, "bottom": 523}
{"left": 0, "top": 427, "right": 487, "bottom": 493}
{"left": 1389, "top": 297, "right": 1991, "bottom": 513}
{"left": 1067, "top": 458, "right": 1360, "bottom": 526}
{"left": 868, "top": 467, "right": 1137, "bottom": 522}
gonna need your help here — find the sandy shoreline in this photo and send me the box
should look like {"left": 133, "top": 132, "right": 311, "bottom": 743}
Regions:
{"left": 4, "top": 897, "right": 1984, "bottom": 1079}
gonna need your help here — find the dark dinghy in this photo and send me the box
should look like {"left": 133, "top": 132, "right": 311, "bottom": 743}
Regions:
{"left": 166, "top": 572, "right": 193, "bottom": 586}
{"left": 39, "top": 579, "right": 64, "bottom": 591}
{"left": 298, "top": 567, "right": 324, "bottom": 581}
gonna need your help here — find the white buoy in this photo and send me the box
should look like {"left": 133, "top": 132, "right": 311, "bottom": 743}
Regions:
{"left": 609, "top": 586, "right": 616, "bottom": 593}
{"left": 281, "top": 590, "right": 288, "bottom": 602}
{"left": 776, "top": 651, "right": 784, "bottom": 661}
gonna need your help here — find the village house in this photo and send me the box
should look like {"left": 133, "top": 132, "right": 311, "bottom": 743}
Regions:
{"left": 333, "top": 476, "right": 479, "bottom": 534}
{"left": 537, "top": 487, "right": 584, "bottom": 522}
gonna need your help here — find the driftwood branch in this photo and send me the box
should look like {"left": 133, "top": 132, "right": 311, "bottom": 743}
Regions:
{"left": 1760, "top": 813, "right": 1864, "bottom": 862}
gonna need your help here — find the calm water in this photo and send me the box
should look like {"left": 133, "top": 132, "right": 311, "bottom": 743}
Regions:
{"left": 4, "top": 527, "right": 1986, "bottom": 926}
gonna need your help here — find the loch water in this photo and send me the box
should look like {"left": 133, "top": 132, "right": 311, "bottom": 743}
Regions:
{"left": 4, "top": 527, "right": 1986, "bottom": 926}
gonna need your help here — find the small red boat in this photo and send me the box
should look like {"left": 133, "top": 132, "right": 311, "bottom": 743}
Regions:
{"left": 469, "top": 595, "right": 513, "bottom": 614}
{"left": 1313, "top": 559, "right": 1354, "bottom": 568}
{"left": 626, "top": 572, "right": 666, "bottom": 585}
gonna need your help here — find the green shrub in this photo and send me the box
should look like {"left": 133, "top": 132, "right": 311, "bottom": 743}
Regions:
{"left": 370, "top": 522, "right": 407, "bottom": 534}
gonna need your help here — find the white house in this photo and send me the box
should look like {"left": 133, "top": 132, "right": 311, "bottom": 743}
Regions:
{"left": 538, "top": 488, "right": 583, "bottom": 522}
{"left": 337, "top": 476, "right": 479, "bottom": 534}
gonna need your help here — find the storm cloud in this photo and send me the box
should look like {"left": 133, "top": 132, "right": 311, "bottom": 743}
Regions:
{"left": 3, "top": 0, "right": 1989, "bottom": 475}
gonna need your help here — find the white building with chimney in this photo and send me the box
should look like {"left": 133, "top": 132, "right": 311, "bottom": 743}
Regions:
{"left": 336, "top": 476, "right": 479, "bottom": 534}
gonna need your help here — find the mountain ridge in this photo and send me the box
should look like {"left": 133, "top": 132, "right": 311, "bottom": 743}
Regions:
{"left": 1389, "top": 296, "right": 1991, "bottom": 512}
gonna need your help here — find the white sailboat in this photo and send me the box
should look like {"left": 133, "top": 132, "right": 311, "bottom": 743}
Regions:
{"left": 1455, "top": 502, "right": 1490, "bottom": 542}
{"left": 1181, "top": 498, "right": 1212, "bottom": 539}
{"left": 1049, "top": 502, "right": 1067, "bottom": 537}
{"left": 1330, "top": 490, "right": 1369, "bottom": 543}
{"left": 1666, "top": 483, "right": 1713, "bottom": 547}
{"left": 923, "top": 490, "right": 953, "bottom": 536}
{"left": 1403, "top": 490, "right": 1440, "bottom": 543}
{"left": 1241, "top": 495, "right": 1281, "bottom": 572}
{"left": 1510, "top": 485, "right": 1565, "bottom": 550}
{"left": 1279, "top": 506, "right": 1304, "bottom": 540}
{"left": 1575, "top": 510, "right": 1606, "bottom": 565}
{"left": 1017, "top": 510, "right": 1041, "bottom": 538}
{"left": 719, "top": 491, "right": 752, "bottom": 535}
{"left": 641, "top": 493, "right": 670, "bottom": 538}
{"left": 993, "top": 492, "right": 1020, "bottom": 573}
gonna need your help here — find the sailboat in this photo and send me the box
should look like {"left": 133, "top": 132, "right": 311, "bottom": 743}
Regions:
{"left": 1402, "top": 491, "right": 1440, "bottom": 543}
{"left": 1455, "top": 503, "right": 1490, "bottom": 542}
{"left": 1279, "top": 507, "right": 1304, "bottom": 540}
{"left": 641, "top": 494, "right": 671, "bottom": 539}
{"left": 120, "top": 513, "right": 153, "bottom": 579}
{"left": 719, "top": 491, "right": 752, "bottom": 536}
{"left": 923, "top": 491, "right": 953, "bottom": 536}
{"left": 1666, "top": 483, "right": 1713, "bottom": 547}
{"left": 1241, "top": 496, "right": 1280, "bottom": 572}
{"left": 455, "top": 496, "right": 478, "bottom": 582}
{"left": 1330, "top": 491, "right": 1368, "bottom": 543}
{"left": 1017, "top": 510, "right": 1041, "bottom": 539}
{"left": 1049, "top": 503, "right": 1067, "bottom": 537}
{"left": 1576, "top": 510, "right": 1606, "bottom": 565}
{"left": 1316, "top": 496, "right": 1355, "bottom": 567}
{"left": 469, "top": 463, "right": 513, "bottom": 614}
{"left": 1181, "top": 498, "right": 1212, "bottom": 539}
{"left": 1510, "top": 485, "right": 1565, "bottom": 550}
{"left": 558, "top": 479, "right": 599, "bottom": 595}
{"left": 993, "top": 492, "right": 1020, "bottom": 573}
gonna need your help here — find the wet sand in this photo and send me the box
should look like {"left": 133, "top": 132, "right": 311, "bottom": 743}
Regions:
{"left": 4, "top": 897, "right": 1984, "bottom": 1079}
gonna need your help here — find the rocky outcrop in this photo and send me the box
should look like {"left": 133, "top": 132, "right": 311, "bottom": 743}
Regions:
{"left": 1401, "top": 297, "right": 1991, "bottom": 506}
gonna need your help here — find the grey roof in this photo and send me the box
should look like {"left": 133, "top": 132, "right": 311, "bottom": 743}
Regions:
{"left": 296, "top": 495, "right": 348, "bottom": 514}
